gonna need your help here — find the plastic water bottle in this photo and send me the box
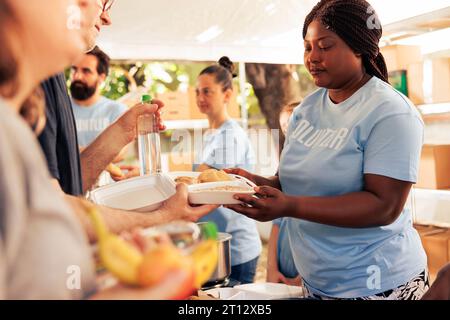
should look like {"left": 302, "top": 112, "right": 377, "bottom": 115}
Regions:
{"left": 137, "top": 94, "right": 161, "bottom": 175}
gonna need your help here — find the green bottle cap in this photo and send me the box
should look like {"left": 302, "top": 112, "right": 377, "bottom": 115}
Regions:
{"left": 141, "top": 94, "right": 152, "bottom": 103}
{"left": 200, "top": 222, "right": 218, "bottom": 240}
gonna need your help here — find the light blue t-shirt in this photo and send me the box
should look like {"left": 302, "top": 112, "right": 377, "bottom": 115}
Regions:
{"left": 279, "top": 76, "right": 427, "bottom": 298}
{"left": 72, "top": 97, "right": 128, "bottom": 147}
{"left": 194, "top": 120, "right": 262, "bottom": 266}
{"left": 273, "top": 218, "right": 299, "bottom": 279}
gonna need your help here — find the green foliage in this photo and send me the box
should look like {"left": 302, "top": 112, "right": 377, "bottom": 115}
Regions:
{"left": 296, "top": 65, "right": 317, "bottom": 99}
{"left": 246, "top": 84, "right": 266, "bottom": 126}
{"left": 66, "top": 61, "right": 315, "bottom": 128}
{"left": 102, "top": 66, "right": 130, "bottom": 100}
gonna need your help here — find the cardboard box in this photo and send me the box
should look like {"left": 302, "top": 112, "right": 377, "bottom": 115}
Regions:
{"left": 381, "top": 45, "right": 422, "bottom": 72}
{"left": 189, "top": 86, "right": 241, "bottom": 120}
{"left": 418, "top": 228, "right": 450, "bottom": 280}
{"left": 406, "top": 62, "right": 424, "bottom": 105}
{"left": 381, "top": 45, "right": 426, "bottom": 105}
{"left": 430, "top": 58, "right": 450, "bottom": 103}
{"left": 188, "top": 87, "right": 205, "bottom": 120}
{"left": 414, "top": 224, "right": 441, "bottom": 236}
{"left": 167, "top": 151, "right": 194, "bottom": 172}
{"left": 417, "top": 145, "right": 450, "bottom": 189}
{"left": 156, "top": 90, "right": 190, "bottom": 120}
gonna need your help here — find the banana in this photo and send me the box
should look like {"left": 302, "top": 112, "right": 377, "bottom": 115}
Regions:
{"left": 88, "top": 206, "right": 219, "bottom": 290}
{"left": 88, "top": 207, "right": 143, "bottom": 285}
{"left": 190, "top": 239, "right": 219, "bottom": 289}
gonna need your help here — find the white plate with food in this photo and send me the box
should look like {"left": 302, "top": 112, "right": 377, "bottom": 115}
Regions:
{"left": 167, "top": 169, "right": 257, "bottom": 205}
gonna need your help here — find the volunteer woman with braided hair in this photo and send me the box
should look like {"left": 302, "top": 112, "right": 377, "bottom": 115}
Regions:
{"left": 227, "top": 0, "right": 428, "bottom": 299}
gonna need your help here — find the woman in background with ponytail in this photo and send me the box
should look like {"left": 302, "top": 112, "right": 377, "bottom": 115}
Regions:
{"left": 194, "top": 57, "right": 261, "bottom": 284}
{"left": 227, "top": 0, "right": 429, "bottom": 299}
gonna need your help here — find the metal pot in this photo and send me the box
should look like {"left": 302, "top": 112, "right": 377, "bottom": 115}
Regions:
{"left": 204, "top": 232, "right": 232, "bottom": 287}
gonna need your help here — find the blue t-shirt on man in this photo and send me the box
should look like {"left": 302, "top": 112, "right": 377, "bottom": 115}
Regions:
{"left": 72, "top": 96, "right": 127, "bottom": 147}
{"left": 279, "top": 76, "right": 427, "bottom": 298}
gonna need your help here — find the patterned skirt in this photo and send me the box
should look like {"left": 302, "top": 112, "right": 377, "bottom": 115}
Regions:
{"left": 305, "top": 270, "right": 430, "bottom": 300}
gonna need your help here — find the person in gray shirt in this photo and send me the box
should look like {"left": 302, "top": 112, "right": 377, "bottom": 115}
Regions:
{"left": 0, "top": 0, "right": 199, "bottom": 300}
{"left": 0, "top": 0, "right": 99, "bottom": 299}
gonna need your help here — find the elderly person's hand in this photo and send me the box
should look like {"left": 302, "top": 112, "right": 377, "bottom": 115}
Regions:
{"left": 161, "top": 183, "right": 218, "bottom": 222}
{"left": 112, "top": 99, "right": 166, "bottom": 148}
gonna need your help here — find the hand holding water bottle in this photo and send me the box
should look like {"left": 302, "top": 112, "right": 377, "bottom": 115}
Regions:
{"left": 137, "top": 95, "right": 163, "bottom": 175}
{"left": 111, "top": 96, "right": 166, "bottom": 148}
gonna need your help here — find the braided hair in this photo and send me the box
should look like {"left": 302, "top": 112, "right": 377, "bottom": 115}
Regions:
{"left": 303, "top": 0, "right": 389, "bottom": 83}
{"left": 200, "top": 56, "right": 237, "bottom": 91}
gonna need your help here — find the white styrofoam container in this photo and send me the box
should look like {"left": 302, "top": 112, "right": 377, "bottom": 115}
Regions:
{"left": 412, "top": 188, "right": 450, "bottom": 227}
{"left": 89, "top": 174, "right": 176, "bottom": 212}
{"left": 166, "top": 171, "right": 256, "bottom": 205}
{"left": 199, "top": 283, "right": 304, "bottom": 300}
{"left": 198, "top": 287, "right": 270, "bottom": 300}
{"left": 234, "top": 283, "right": 304, "bottom": 299}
